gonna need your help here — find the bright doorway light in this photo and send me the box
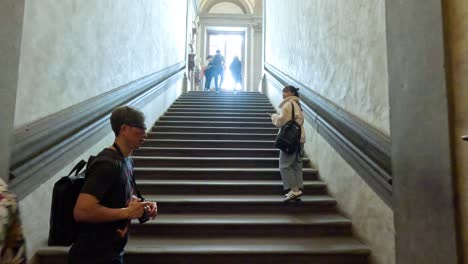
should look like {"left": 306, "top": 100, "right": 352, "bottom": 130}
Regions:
{"left": 207, "top": 31, "right": 245, "bottom": 91}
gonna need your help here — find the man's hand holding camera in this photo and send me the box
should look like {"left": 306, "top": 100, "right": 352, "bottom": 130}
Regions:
{"left": 126, "top": 196, "right": 158, "bottom": 220}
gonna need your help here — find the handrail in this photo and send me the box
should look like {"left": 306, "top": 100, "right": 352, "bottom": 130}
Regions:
{"left": 10, "top": 62, "right": 185, "bottom": 199}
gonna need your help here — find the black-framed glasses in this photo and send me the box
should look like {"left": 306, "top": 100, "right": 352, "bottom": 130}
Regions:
{"left": 125, "top": 123, "right": 147, "bottom": 131}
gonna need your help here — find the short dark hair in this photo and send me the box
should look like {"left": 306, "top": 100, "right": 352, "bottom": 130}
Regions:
{"left": 216, "top": 49, "right": 221, "bottom": 53}
{"left": 110, "top": 106, "right": 146, "bottom": 136}
{"left": 282, "top": 85, "right": 300, "bottom": 97}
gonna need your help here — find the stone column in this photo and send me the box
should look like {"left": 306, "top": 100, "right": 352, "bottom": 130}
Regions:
{"left": 0, "top": 0, "right": 25, "bottom": 182}
{"left": 251, "top": 22, "right": 263, "bottom": 92}
{"left": 385, "top": 0, "right": 460, "bottom": 262}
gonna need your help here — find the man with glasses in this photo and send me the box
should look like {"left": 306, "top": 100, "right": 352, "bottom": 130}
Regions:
{"left": 69, "top": 106, "right": 157, "bottom": 264}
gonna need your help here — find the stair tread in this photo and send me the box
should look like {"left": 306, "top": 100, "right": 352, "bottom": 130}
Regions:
{"left": 137, "top": 147, "right": 278, "bottom": 151}
{"left": 157, "top": 121, "right": 274, "bottom": 124}
{"left": 135, "top": 167, "right": 317, "bottom": 172}
{"left": 145, "top": 139, "right": 275, "bottom": 142}
{"left": 39, "top": 237, "right": 369, "bottom": 254}
{"left": 148, "top": 132, "right": 277, "bottom": 136}
{"left": 127, "top": 237, "right": 369, "bottom": 254}
{"left": 131, "top": 213, "right": 350, "bottom": 225}
{"left": 135, "top": 180, "right": 324, "bottom": 186}
{"left": 143, "top": 194, "right": 335, "bottom": 203}
{"left": 132, "top": 156, "right": 310, "bottom": 161}
{"left": 152, "top": 126, "right": 278, "bottom": 130}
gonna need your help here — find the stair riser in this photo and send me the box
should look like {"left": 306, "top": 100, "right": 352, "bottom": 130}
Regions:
{"left": 135, "top": 170, "right": 318, "bottom": 181}
{"left": 156, "top": 202, "right": 337, "bottom": 214}
{"left": 127, "top": 254, "right": 368, "bottom": 264}
{"left": 159, "top": 117, "right": 271, "bottom": 122}
{"left": 133, "top": 149, "right": 279, "bottom": 157}
{"left": 155, "top": 122, "right": 275, "bottom": 128}
{"left": 138, "top": 184, "right": 326, "bottom": 195}
{"left": 169, "top": 105, "right": 276, "bottom": 110}
{"left": 164, "top": 112, "right": 272, "bottom": 117}
{"left": 144, "top": 141, "right": 275, "bottom": 148}
{"left": 167, "top": 108, "right": 275, "bottom": 113}
{"left": 146, "top": 133, "right": 276, "bottom": 140}
{"left": 176, "top": 99, "right": 271, "bottom": 103}
{"left": 172, "top": 103, "right": 273, "bottom": 108}
{"left": 184, "top": 93, "right": 263, "bottom": 96}
{"left": 133, "top": 159, "right": 309, "bottom": 168}
{"left": 174, "top": 102, "right": 272, "bottom": 106}
{"left": 37, "top": 254, "right": 368, "bottom": 264}
{"left": 131, "top": 224, "right": 351, "bottom": 237}
{"left": 151, "top": 127, "right": 278, "bottom": 133}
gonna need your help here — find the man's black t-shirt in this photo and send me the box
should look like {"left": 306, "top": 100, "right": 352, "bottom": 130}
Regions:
{"left": 69, "top": 148, "right": 134, "bottom": 263}
{"left": 78, "top": 148, "right": 134, "bottom": 237}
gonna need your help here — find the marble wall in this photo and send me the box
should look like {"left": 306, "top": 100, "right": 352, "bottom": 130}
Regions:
{"left": 265, "top": 0, "right": 389, "bottom": 135}
{"left": 14, "top": 0, "right": 188, "bottom": 258}
{"left": 264, "top": 1, "right": 394, "bottom": 263}
{"left": 15, "top": 0, "right": 187, "bottom": 128}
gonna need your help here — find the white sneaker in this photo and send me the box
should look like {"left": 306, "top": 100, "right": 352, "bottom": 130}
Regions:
{"left": 284, "top": 190, "right": 303, "bottom": 202}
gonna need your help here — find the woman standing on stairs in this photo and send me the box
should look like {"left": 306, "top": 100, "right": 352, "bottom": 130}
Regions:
{"left": 270, "top": 86, "right": 306, "bottom": 201}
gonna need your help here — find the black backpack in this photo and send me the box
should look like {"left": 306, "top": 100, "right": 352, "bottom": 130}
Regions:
{"left": 48, "top": 155, "right": 147, "bottom": 246}
{"left": 274, "top": 102, "right": 302, "bottom": 154}
{"left": 48, "top": 158, "right": 89, "bottom": 246}
{"left": 211, "top": 54, "right": 223, "bottom": 67}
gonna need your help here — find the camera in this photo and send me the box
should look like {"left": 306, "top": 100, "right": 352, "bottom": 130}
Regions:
{"left": 138, "top": 205, "right": 150, "bottom": 224}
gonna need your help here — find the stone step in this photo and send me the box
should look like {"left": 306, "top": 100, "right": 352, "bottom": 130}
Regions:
{"left": 135, "top": 180, "right": 324, "bottom": 195}
{"left": 130, "top": 213, "right": 351, "bottom": 237}
{"left": 175, "top": 100, "right": 271, "bottom": 105}
{"left": 164, "top": 112, "right": 272, "bottom": 117}
{"left": 143, "top": 139, "right": 275, "bottom": 148}
{"left": 186, "top": 91, "right": 262, "bottom": 95}
{"left": 132, "top": 156, "right": 310, "bottom": 168}
{"left": 176, "top": 96, "right": 270, "bottom": 101}
{"left": 159, "top": 116, "right": 271, "bottom": 122}
{"left": 134, "top": 167, "right": 318, "bottom": 181}
{"left": 151, "top": 126, "right": 278, "bottom": 133}
{"left": 155, "top": 121, "right": 275, "bottom": 128}
{"left": 168, "top": 104, "right": 276, "bottom": 110}
{"left": 143, "top": 195, "right": 337, "bottom": 214}
{"left": 172, "top": 102, "right": 273, "bottom": 107}
{"left": 36, "top": 237, "right": 369, "bottom": 264}
{"left": 166, "top": 107, "right": 275, "bottom": 113}
{"left": 146, "top": 132, "right": 276, "bottom": 140}
{"left": 133, "top": 147, "right": 279, "bottom": 157}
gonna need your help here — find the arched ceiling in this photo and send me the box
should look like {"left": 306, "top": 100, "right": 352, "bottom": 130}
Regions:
{"left": 199, "top": 0, "right": 254, "bottom": 15}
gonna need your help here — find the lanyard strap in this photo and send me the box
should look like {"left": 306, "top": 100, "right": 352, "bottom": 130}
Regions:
{"left": 113, "top": 142, "right": 124, "bottom": 157}
{"left": 112, "top": 142, "right": 144, "bottom": 200}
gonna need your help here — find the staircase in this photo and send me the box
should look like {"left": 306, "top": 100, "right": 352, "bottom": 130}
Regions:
{"left": 36, "top": 91, "right": 370, "bottom": 263}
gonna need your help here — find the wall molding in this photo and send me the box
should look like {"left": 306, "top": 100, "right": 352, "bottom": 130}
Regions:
{"left": 265, "top": 62, "right": 393, "bottom": 207}
{"left": 10, "top": 62, "right": 185, "bottom": 199}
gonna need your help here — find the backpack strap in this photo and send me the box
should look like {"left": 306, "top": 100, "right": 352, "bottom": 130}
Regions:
{"left": 290, "top": 102, "right": 295, "bottom": 122}
{"left": 68, "top": 160, "right": 87, "bottom": 176}
{"left": 290, "top": 102, "right": 303, "bottom": 157}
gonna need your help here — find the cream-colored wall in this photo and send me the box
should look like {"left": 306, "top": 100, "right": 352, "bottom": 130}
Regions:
{"left": 445, "top": 0, "right": 468, "bottom": 261}
{"left": 264, "top": 1, "right": 394, "bottom": 263}
{"left": 265, "top": 0, "right": 389, "bottom": 135}
{"left": 21, "top": 80, "right": 183, "bottom": 259}
{"left": 15, "top": 0, "right": 187, "bottom": 128}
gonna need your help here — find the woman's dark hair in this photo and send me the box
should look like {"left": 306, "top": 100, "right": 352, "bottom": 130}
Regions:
{"left": 283, "top": 85, "right": 300, "bottom": 97}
